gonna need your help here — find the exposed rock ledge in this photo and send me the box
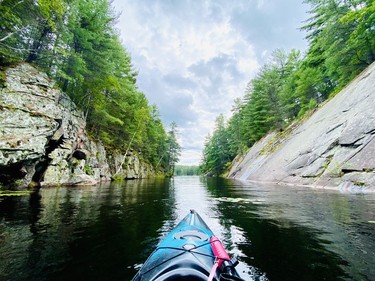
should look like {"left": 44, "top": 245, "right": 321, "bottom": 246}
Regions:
{"left": 0, "top": 63, "right": 156, "bottom": 188}
{"left": 228, "top": 62, "right": 375, "bottom": 192}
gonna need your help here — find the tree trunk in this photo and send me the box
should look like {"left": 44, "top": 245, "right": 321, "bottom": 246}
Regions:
{"left": 26, "top": 25, "right": 50, "bottom": 63}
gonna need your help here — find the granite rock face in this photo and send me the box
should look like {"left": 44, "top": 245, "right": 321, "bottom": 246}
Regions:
{"left": 0, "top": 63, "right": 155, "bottom": 188}
{"left": 228, "top": 62, "right": 375, "bottom": 192}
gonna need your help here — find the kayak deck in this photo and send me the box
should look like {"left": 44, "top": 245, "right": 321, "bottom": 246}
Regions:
{"left": 132, "top": 210, "right": 244, "bottom": 281}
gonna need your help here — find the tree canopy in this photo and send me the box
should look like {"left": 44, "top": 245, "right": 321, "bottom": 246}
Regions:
{"left": 0, "top": 0, "right": 180, "bottom": 174}
{"left": 200, "top": 0, "right": 375, "bottom": 176}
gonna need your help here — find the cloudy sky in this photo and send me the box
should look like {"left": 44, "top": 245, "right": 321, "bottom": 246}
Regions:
{"left": 112, "top": 0, "right": 310, "bottom": 165}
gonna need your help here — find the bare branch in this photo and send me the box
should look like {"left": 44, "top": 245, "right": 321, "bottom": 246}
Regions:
{"left": 0, "top": 32, "right": 16, "bottom": 42}
{"left": 12, "top": 0, "right": 25, "bottom": 9}
{"left": 0, "top": 42, "right": 32, "bottom": 52}
{"left": 0, "top": 26, "right": 28, "bottom": 42}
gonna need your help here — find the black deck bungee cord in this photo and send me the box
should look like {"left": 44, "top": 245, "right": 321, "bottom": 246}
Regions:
{"left": 138, "top": 240, "right": 228, "bottom": 276}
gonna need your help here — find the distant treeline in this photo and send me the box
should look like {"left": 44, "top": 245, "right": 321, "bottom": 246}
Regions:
{"left": 174, "top": 166, "right": 200, "bottom": 176}
{"left": 0, "top": 0, "right": 180, "bottom": 175}
{"left": 200, "top": 0, "right": 375, "bottom": 176}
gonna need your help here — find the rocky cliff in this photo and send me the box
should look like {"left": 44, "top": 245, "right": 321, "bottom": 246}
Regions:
{"left": 0, "top": 64, "right": 156, "bottom": 188}
{"left": 228, "top": 62, "right": 375, "bottom": 192}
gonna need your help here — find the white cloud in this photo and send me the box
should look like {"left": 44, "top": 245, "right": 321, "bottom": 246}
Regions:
{"left": 112, "top": 0, "right": 309, "bottom": 165}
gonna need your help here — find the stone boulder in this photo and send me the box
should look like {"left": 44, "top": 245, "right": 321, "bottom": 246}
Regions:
{"left": 107, "top": 150, "right": 155, "bottom": 180}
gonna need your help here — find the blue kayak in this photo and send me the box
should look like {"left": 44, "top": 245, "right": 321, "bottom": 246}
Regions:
{"left": 132, "top": 210, "right": 245, "bottom": 281}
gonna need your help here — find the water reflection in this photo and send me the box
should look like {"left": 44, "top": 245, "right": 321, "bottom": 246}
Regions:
{"left": 205, "top": 178, "right": 375, "bottom": 281}
{"left": 0, "top": 177, "right": 374, "bottom": 281}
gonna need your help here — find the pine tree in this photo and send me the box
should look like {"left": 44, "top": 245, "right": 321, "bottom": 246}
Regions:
{"left": 165, "top": 122, "right": 181, "bottom": 177}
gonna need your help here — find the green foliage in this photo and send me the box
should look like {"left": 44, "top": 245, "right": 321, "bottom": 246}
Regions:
{"left": 0, "top": 0, "right": 176, "bottom": 175}
{"left": 112, "top": 174, "right": 125, "bottom": 182}
{"left": 303, "top": 0, "right": 374, "bottom": 86}
{"left": 0, "top": 68, "right": 6, "bottom": 87}
{"left": 83, "top": 164, "right": 93, "bottom": 175}
{"left": 164, "top": 122, "right": 181, "bottom": 176}
{"left": 0, "top": 190, "right": 31, "bottom": 197}
{"left": 201, "top": 1, "right": 375, "bottom": 175}
{"left": 174, "top": 166, "right": 200, "bottom": 176}
{"left": 200, "top": 114, "right": 231, "bottom": 176}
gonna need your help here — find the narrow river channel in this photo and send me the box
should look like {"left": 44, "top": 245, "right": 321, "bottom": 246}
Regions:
{"left": 1, "top": 176, "right": 375, "bottom": 281}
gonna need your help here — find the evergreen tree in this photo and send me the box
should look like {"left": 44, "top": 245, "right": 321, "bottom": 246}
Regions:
{"left": 0, "top": 0, "right": 174, "bottom": 175}
{"left": 226, "top": 98, "right": 247, "bottom": 157}
{"left": 303, "top": 0, "right": 374, "bottom": 87}
{"left": 165, "top": 122, "right": 181, "bottom": 177}
{"left": 200, "top": 115, "right": 231, "bottom": 176}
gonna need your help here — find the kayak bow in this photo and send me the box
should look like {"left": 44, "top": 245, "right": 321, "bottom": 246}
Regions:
{"left": 132, "top": 209, "right": 245, "bottom": 281}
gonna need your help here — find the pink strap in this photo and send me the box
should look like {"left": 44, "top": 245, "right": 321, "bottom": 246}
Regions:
{"left": 207, "top": 261, "right": 218, "bottom": 281}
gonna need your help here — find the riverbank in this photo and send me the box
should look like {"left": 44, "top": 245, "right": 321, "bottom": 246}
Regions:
{"left": 228, "top": 62, "right": 375, "bottom": 192}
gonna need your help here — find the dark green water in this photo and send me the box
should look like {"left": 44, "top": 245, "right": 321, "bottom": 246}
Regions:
{"left": 1, "top": 176, "right": 375, "bottom": 281}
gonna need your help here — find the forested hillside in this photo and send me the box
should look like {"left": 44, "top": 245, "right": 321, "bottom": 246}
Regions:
{"left": 200, "top": 0, "right": 375, "bottom": 176}
{"left": 174, "top": 166, "right": 200, "bottom": 176}
{"left": 0, "top": 0, "right": 180, "bottom": 174}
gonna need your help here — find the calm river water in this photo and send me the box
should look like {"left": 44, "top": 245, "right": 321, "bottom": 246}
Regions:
{"left": 1, "top": 176, "right": 375, "bottom": 281}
